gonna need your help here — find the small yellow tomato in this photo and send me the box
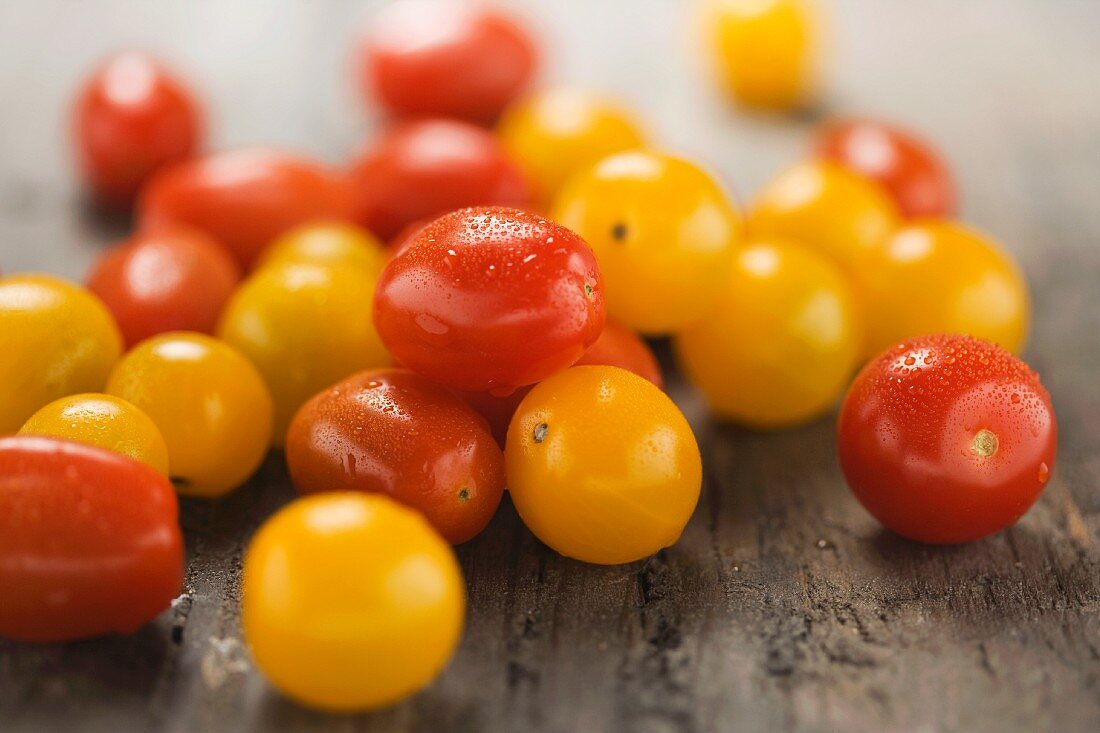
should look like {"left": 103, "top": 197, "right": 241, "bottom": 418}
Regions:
{"left": 255, "top": 222, "right": 388, "bottom": 275}
{"left": 0, "top": 274, "right": 122, "bottom": 433}
{"left": 708, "top": 0, "right": 821, "bottom": 110}
{"left": 217, "top": 263, "right": 390, "bottom": 444}
{"left": 497, "top": 88, "right": 646, "bottom": 206}
{"left": 506, "top": 366, "right": 702, "bottom": 564}
{"left": 675, "top": 240, "right": 860, "bottom": 428}
{"left": 107, "top": 332, "right": 273, "bottom": 497}
{"left": 243, "top": 492, "right": 464, "bottom": 712}
{"left": 748, "top": 160, "right": 898, "bottom": 272}
{"left": 19, "top": 393, "right": 169, "bottom": 474}
{"left": 851, "top": 220, "right": 1030, "bottom": 357}
{"left": 552, "top": 151, "right": 741, "bottom": 334}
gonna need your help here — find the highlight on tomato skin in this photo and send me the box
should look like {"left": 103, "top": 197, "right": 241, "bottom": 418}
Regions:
{"left": 0, "top": 435, "right": 184, "bottom": 643}
{"left": 837, "top": 333, "right": 1057, "bottom": 545}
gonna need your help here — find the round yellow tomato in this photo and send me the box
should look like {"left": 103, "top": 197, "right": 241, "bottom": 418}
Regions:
{"left": 243, "top": 492, "right": 465, "bottom": 712}
{"left": 506, "top": 366, "right": 702, "bottom": 564}
{"left": 708, "top": 0, "right": 821, "bottom": 110}
{"left": 675, "top": 240, "right": 860, "bottom": 428}
{"left": 106, "top": 332, "right": 273, "bottom": 497}
{"left": 0, "top": 274, "right": 122, "bottom": 433}
{"left": 851, "top": 220, "right": 1030, "bottom": 357}
{"left": 552, "top": 151, "right": 741, "bottom": 334}
{"left": 19, "top": 393, "right": 169, "bottom": 474}
{"left": 255, "top": 222, "right": 388, "bottom": 275}
{"left": 748, "top": 160, "right": 898, "bottom": 272}
{"left": 217, "top": 263, "right": 390, "bottom": 444}
{"left": 497, "top": 88, "right": 646, "bottom": 206}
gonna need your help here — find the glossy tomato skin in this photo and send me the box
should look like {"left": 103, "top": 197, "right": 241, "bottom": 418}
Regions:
{"left": 86, "top": 227, "right": 240, "bottom": 348}
{"left": 506, "top": 366, "right": 701, "bottom": 565}
{"left": 0, "top": 435, "right": 183, "bottom": 642}
{"left": 576, "top": 319, "right": 663, "bottom": 388}
{"left": 350, "top": 119, "right": 531, "bottom": 241}
{"left": 243, "top": 493, "right": 464, "bottom": 712}
{"left": 286, "top": 369, "right": 505, "bottom": 544}
{"left": 138, "top": 149, "right": 357, "bottom": 270}
{"left": 838, "top": 334, "right": 1057, "bottom": 545}
{"left": 359, "top": 0, "right": 538, "bottom": 124}
{"left": 374, "top": 207, "right": 605, "bottom": 392}
{"left": 73, "top": 52, "right": 202, "bottom": 209}
{"left": 814, "top": 118, "right": 957, "bottom": 218}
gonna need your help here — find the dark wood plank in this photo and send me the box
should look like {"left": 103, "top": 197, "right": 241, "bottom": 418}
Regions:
{"left": 1, "top": 1, "right": 1099, "bottom": 731}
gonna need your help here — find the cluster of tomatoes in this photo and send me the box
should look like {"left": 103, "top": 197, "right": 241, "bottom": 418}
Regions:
{"left": 0, "top": 0, "right": 1057, "bottom": 715}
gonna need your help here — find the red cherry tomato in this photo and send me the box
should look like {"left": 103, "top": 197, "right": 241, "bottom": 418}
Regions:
{"left": 86, "top": 227, "right": 240, "bottom": 348}
{"left": 575, "top": 319, "right": 663, "bottom": 388}
{"left": 0, "top": 435, "right": 183, "bottom": 642}
{"left": 388, "top": 219, "right": 430, "bottom": 259}
{"left": 72, "top": 52, "right": 202, "bottom": 209}
{"left": 374, "top": 207, "right": 605, "bottom": 392}
{"left": 138, "top": 149, "right": 357, "bottom": 270}
{"left": 285, "top": 369, "right": 505, "bottom": 544}
{"left": 350, "top": 119, "right": 531, "bottom": 241}
{"left": 359, "top": 0, "right": 538, "bottom": 124}
{"left": 838, "top": 334, "right": 1057, "bottom": 545}
{"left": 813, "top": 118, "right": 957, "bottom": 218}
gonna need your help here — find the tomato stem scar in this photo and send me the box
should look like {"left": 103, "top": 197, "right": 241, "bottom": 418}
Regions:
{"left": 611, "top": 222, "right": 628, "bottom": 241}
{"left": 971, "top": 429, "right": 999, "bottom": 458}
{"left": 533, "top": 422, "right": 548, "bottom": 443}
{"left": 458, "top": 487, "right": 470, "bottom": 502}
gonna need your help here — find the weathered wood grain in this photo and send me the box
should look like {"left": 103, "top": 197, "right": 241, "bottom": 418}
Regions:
{"left": 1, "top": 1, "right": 1099, "bottom": 731}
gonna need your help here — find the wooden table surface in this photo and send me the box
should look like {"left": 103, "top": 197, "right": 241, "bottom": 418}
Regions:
{"left": 2, "top": 1, "right": 1099, "bottom": 731}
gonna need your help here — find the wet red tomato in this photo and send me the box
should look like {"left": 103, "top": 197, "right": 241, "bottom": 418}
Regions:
{"left": 388, "top": 219, "right": 430, "bottom": 259}
{"left": 285, "top": 369, "right": 505, "bottom": 544}
{"left": 0, "top": 435, "right": 183, "bottom": 642}
{"left": 138, "top": 149, "right": 357, "bottom": 270}
{"left": 350, "top": 119, "right": 531, "bottom": 241}
{"left": 838, "top": 334, "right": 1057, "bottom": 545}
{"left": 373, "top": 207, "right": 604, "bottom": 392}
{"left": 813, "top": 118, "right": 957, "bottom": 218}
{"left": 358, "top": 0, "right": 538, "bottom": 124}
{"left": 576, "top": 319, "right": 663, "bottom": 388}
{"left": 73, "top": 52, "right": 202, "bottom": 209}
{"left": 86, "top": 227, "right": 240, "bottom": 348}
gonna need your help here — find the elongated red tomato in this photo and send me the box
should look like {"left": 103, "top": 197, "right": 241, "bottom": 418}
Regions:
{"left": 286, "top": 369, "right": 504, "bottom": 544}
{"left": 350, "top": 119, "right": 531, "bottom": 241}
{"left": 0, "top": 435, "right": 184, "bottom": 642}
{"left": 138, "top": 149, "right": 357, "bottom": 270}
{"left": 73, "top": 52, "right": 202, "bottom": 209}
{"left": 374, "top": 207, "right": 605, "bottom": 392}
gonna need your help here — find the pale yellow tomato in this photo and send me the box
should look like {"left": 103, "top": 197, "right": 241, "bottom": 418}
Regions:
{"left": 0, "top": 274, "right": 122, "bottom": 434}
{"left": 675, "top": 240, "right": 861, "bottom": 428}
{"left": 506, "top": 366, "right": 702, "bottom": 564}
{"left": 851, "top": 220, "right": 1030, "bottom": 357}
{"left": 243, "top": 492, "right": 465, "bottom": 712}
{"left": 255, "top": 222, "right": 388, "bottom": 275}
{"left": 19, "top": 393, "right": 169, "bottom": 474}
{"left": 552, "top": 150, "right": 741, "bottom": 334}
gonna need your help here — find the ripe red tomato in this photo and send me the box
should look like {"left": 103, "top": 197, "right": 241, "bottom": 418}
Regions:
{"left": 838, "top": 334, "right": 1057, "bottom": 544}
{"left": 285, "top": 369, "right": 505, "bottom": 544}
{"left": 0, "top": 435, "right": 184, "bottom": 642}
{"left": 138, "top": 148, "right": 357, "bottom": 270}
{"left": 86, "top": 227, "right": 240, "bottom": 348}
{"left": 72, "top": 52, "right": 202, "bottom": 209}
{"left": 350, "top": 119, "right": 531, "bottom": 241}
{"left": 813, "top": 118, "right": 957, "bottom": 218}
{"left": 358, "top": 0, "right": 538, "bottom": 124}
{"left": 374, "top": 207, "right": 604, "bottom": 392}
{"left": 576, "top": 319, "right": 663, "bottom": 388}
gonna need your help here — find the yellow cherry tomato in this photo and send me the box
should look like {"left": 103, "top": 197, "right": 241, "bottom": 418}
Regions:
{"left": 255, "top": 222, "right": 388, "bottom": 275}
{"left": 708, "top": 0, "right": 821, "bottom": 110}
{"left": 243, "top": 492, "right": 464, "bottom": 712}
{"left": 675, "top": 240, "right": 860, "bottom": 428}
{"left": 19, "top": 393, "right": 169, "bottom": 474}
{"left": 497, "top": 88, "right": 646, "bottom": 206}
{"left": 0, "top": 274, "right": 122, "bottom": 434}
{"left": 217, "top": 263, "right": 390, "bottom": 444}
{"left": 748, "top": 160, "right": 899, "bottom": 272}
{"left": 851, "top": 220, "right": 1030, "bottom": 357}
{"left": 106, "top": 332, "right": 273, "bottom": 497}
{"left": 552, "top": 151, "right": 741, "bottom": 334}
{"left": 506, "top": 366, "right": 702, "bottom": 564}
